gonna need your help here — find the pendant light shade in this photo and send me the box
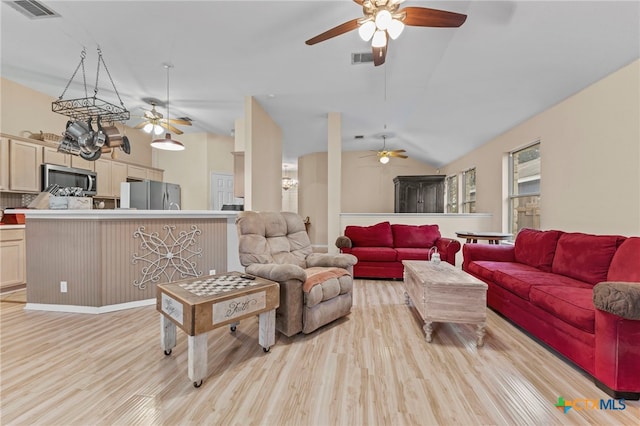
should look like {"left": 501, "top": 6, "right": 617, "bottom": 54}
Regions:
{"left": 151, "top": 133, "right": 185, "bottom": 151}
{"left": 151, "top": 63, "right": 184, "bottom": 151}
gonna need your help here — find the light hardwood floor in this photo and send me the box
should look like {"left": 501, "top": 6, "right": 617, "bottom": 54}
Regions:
{"left": 1, "top": 280, "right": 638, "bottom": 425}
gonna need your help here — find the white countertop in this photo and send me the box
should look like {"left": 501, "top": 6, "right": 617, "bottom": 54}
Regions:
{"left": 5, "top": 209, "right": 240, "bottom": 220}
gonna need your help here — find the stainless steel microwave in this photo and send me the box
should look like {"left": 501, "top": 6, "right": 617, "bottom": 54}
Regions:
{"left": 41, "top": 163, "right": 97, "bottom": 196}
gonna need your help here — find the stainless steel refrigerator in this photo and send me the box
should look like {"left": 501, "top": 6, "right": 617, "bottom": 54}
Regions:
{"left": 128, "top": 180, "right": 181, "bottom": 210}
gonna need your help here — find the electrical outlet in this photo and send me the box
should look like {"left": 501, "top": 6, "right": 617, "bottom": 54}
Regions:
{"left": 209, "top": 269, "right": 216, "bottom": 276}
{"left": 60, "top": 281, "right": 67, "bottom": 293}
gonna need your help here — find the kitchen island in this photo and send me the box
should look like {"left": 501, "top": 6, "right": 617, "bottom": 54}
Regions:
{"left": 8, "top": 209, "right": 241, "bottom": 313}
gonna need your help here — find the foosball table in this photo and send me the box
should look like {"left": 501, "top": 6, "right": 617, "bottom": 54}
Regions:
{"left": 156, "top": 271, "right": 280, "bottom": 387}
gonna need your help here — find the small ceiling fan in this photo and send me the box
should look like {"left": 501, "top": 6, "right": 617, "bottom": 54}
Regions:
{"left": 134, "top": 102, "right": 192, "bottom": 135}
{"left": 305, "top": 0, "right": 467, "bottom": 66}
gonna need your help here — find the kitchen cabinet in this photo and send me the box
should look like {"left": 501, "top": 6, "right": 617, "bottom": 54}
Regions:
{"left": 43, "top": 146, "right": 71, "bottom": 167}
{"left": 9, "top": 139, "right": 42, "bottom": 192}
{"left": 393, "top": 175, "right": 445, "bottom": 213}
{"left": 95, "top": 159, "right": 128, "bottom": 197}
{"left": 0, "top": 227, "right": 26, "bottom": 289}
{"left": 232, "top": 152, "right": 244, "bottom": 198}
{"left": 71, "top": 156, "right": 95, "bottom": 171}
{"left": 128, "top": 164, "right": 163, "bottom": 181}
{"left": 0, "top": 137, "right": 9, "bottom": 191}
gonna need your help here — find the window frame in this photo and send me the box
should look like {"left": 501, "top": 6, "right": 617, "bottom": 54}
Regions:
{"left": 461, "top": 167, "right": 476, "bottom": 213}
{"left": 445, "top": 174, "right": 459, "bottom": 213}
{"left": 508, "top": 141, "right": 541, "bottom": 235}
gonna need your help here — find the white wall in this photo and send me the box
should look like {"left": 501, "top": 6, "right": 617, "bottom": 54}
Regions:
{"left": 442, "top": 59, "right": 640, "bottom": 236}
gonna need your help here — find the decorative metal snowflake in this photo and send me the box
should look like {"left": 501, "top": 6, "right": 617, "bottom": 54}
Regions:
{"left": 132, "top": 225, "right": 203, "bottom": 290}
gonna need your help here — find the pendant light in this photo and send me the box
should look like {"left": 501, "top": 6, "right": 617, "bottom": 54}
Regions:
{"left": 151, "top": 63, "right": 185, "bottom": 151}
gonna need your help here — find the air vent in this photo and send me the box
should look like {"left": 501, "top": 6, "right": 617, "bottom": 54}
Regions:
{"left": 354, "top": 135, "right": 364, "bottom": 139}
{"left": 7, "top": 0, "right": 60, "bottom": 19}
{"left": 351, "top": 52, "right": 374, "bottom": 65}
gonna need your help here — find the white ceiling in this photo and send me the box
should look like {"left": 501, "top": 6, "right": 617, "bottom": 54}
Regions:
{"left": 1, "top": 1, "right": 638, "bottom": 167}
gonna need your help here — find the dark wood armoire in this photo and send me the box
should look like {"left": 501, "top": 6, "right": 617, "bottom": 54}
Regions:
{"left": 393, "top": 175, "right": 445, "bottom": 213}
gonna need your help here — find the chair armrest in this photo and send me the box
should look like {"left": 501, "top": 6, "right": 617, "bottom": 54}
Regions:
{"left": 306, "top": 253, "right": 358, "bottom": 269}
{"left": 462, "top": 243, "right": 515, "bottom": 271}
{"left": 335, "top": 236, "right": 352, "bottom": 249}
{"left": 593, "top": 282, "right": 640, "bottom": 320}
{"left": 245, "top": 263, "right": 306, "bottom": 283}
{"left": 435, "top": 237, "right": 461, "bottom": 266}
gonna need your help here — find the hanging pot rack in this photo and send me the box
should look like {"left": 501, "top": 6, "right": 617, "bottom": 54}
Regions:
{"left": 51, "top": 47, "right": 130, "bottom": 123}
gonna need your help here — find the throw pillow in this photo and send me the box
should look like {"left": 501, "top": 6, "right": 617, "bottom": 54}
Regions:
{"left": 345, "top": 221, "right": 394, "bottom": 248}
{"left": 391, "top": 224, "right": 440, "bottom": 248}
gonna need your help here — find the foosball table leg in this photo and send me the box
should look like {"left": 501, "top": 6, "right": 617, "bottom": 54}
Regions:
{"left": 160, "top": 315, "right": 176, "bottom": 356}
{"left": 258, "top": 309, "right": 276, "bottom": 352}
{"left": 188, "top": 333, "right": 208, "bottom": 387}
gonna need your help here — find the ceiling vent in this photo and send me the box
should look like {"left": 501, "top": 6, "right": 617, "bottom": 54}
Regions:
{"left": 351, "top": 52, "right": 374, "bottom": 65}
{"left": 7, "top": 1, "right": 60, "bottom": 19}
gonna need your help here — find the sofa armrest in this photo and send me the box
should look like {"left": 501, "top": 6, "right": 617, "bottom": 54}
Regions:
{"left": 593, "top": 282, "right": 640, "bottom": 320}
{"left": 335, "top": 236, "right": 352, "bottom": 249}
{"left": 462, "top": 243, "right": 515, "bottom": 271}
{"left": 435, "top": 237, "right": 461, "bottom": 266}
{"left": 306, "top": 253, "right": 358, "bottom": 269}
{"left": 245, "top": 263, "right": 306, "bottom": 284}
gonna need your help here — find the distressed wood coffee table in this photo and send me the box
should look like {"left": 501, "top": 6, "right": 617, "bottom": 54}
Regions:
{"left": 157, "top": 272, "right": 279, "bottom": 387}
{"left": 402, "top": 260, "right": 488, "bottom": 347}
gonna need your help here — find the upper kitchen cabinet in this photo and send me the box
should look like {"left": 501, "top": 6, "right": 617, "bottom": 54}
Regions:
{"left": 71, "top": 156, "right": 95, "bottom": 172}
{"left": 0, "top": 137, "right": 9, "bottom": 191}
{"left": 95, "top": 159, "right": 128, "bottom": 198}
{"left": 43, "top": 146, "right": 71, "bottom": 167}
{"left": 127, "top": 164, "right": 163, "bottom": 182}
{"left": 9, "top": 139, "right": 42, "bottom": 192}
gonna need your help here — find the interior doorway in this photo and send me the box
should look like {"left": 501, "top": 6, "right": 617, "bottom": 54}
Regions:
{"left": 210, "top": 173, "right": 243, "bottom": 210}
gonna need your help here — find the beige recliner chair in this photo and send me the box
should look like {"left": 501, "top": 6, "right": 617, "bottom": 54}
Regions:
{"left": 236, "top": 211, "right": 357, "bottom": 336}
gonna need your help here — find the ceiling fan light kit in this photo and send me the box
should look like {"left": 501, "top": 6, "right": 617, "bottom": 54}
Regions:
{"left": 306, "top": 0, "right": 466, "bottom": 66}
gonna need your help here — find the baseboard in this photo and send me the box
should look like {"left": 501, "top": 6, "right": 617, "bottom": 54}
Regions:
{"left": 594, "top": 379, "right": 640, "bottom": 401}
{"left": 24, "top": 298, "right": 156, "bottom": 314}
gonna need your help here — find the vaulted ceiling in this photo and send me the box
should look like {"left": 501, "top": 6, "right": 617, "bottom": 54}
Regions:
{"left": 1, "top": 1, "right": 638, "bottom": 167}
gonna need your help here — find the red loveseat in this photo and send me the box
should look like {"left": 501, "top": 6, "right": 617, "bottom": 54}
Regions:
{"left": 463, "top": 228, "right": 640, "bottom": 399}
{"left": 335, "top": 221, "right": 461, "bottom": 279}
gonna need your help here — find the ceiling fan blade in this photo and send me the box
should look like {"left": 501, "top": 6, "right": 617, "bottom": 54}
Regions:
{"left": 353, "top": 0, "right": 364, "bottom": 4}
{"left": 402, "top": 6, "right": 467, "bottom": 28}
{"left": 160, "top": 122, "right": 184, "bottom": 135}
{"left": 389, "top": 153, "right": 408, "bottom": 158}
{"left": 372, "top": 44, "right": 387, "bottom": 66}
{"left": 305, "top": 18, "right": 360, "bottom": 45}
{"left": 389, "top": 149, "right": 406, "bottom": 153}
{"left": 163, "top": 118, "right": 192, "bottom": 126}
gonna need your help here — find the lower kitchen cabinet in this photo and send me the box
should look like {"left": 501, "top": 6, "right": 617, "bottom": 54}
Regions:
{"left": 0, "top": 227, "right": 26, "bottom": 289}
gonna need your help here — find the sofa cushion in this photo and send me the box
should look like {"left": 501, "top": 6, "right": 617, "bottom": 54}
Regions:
{"left": 494, "top": 270, "right": 592, "bottom": 301}
{"left": 349, "top": 247, "right": 397, "bottom": 262}
{"left": 529, "top": 285, "right": 595, "bottom": 333}
{"left": 551, "top": 232, "right": 620, "bottom": 285}
{"left": 395, "top": 248, "right": 433, "bottom": 262}
{"left": 514, "top": 228, "right": 563, "bottom": 272}
{"left": 607, "top": 237, "right": 640, "bottom": 282}
{"left": 466, "top": 261, "right": 539, "bottom": 282}
{"left": 345, "top": 222, "right": 394, "bottom": 248}
{"left": 391, "top": 224, "right": 440, "bottom": 248}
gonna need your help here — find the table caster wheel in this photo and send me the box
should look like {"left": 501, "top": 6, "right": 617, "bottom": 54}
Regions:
{"left": 263, "top": 347, "right": 270, "bottom": 353}
{"left": 193, "top": 380, "right": 203, "bottom": 388}
{"left": 164, "top": 349, "right": 172, "bottom": 356}
{"left": 230, "top": 325, "right": 237, "bottom": 332}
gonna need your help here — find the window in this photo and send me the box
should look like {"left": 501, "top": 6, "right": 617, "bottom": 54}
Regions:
{"left": 462, "top": 168, "right": 476, "bottom": 213}
{"left": 445, "top": 174, "right": 458, "bottom": 213}
{"left": 509, "top": 142, "right": 540, "bottom": 235}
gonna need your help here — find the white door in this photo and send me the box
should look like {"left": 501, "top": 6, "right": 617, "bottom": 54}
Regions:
{"left": 210, "top": 173, "right": 242, "bottom": 210}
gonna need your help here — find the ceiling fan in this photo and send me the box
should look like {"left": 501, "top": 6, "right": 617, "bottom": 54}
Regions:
{"left": 305, "top": 0, "right": 467, "bottom": 66}
{"left": 362, "top": 134, "right": 408, "bottom": 163}
{"left": 134, "top": 102, "right": 192, "bottom": 135}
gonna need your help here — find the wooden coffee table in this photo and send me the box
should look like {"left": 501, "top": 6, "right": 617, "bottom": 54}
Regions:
{"left": 455, "top": 231, "right": 512, "bottom": 244}
{"left": 157, "top": 272, "right": 279, "bottom": 387}
{"left": 402, "top": 260, "right": 488, "bottom": 347}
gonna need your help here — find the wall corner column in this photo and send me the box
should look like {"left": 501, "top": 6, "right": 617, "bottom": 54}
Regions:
{"left": 327, "top": 112, "right": 341, "bottom": 254}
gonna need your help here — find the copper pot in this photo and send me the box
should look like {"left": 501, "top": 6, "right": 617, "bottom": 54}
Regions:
{"left": 101, "top": 125, "right": 123, "bottom": 148}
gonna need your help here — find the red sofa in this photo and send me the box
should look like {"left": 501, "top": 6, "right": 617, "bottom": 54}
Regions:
{"left": 336, "top": 221, "right": 461, "bottom": 279}
{"left": 463, "top": 228, "right": 640, "bottom": 399}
